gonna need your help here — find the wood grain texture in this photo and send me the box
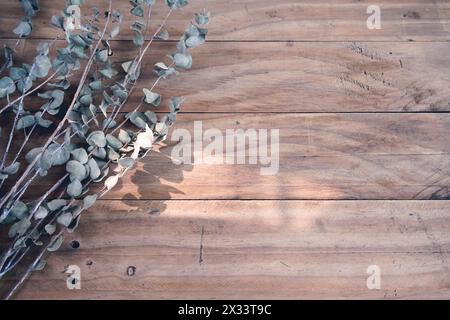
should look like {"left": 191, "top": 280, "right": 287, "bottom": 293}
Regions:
{"left": 1, "top": 0, "right": 450, "bottom": 41}
{"left": 101, "top": 113, "right": 450, "bottom": 200}
{"left": 3, "top": 40, "right": 450, "bottom": 113}
{"left": 6, "top": 113, "right": 450, "bottom": 201}
{"left": 2, "top": 0, "right": 450, "bottom": 300}
{"left": 3, "top": 200, "right": 450, "bottom": 299}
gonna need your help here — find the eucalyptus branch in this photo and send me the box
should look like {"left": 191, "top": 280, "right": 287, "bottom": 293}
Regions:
{"left": 0, "top": 0, "right": 39, "bottom": 75}
{"left": 3, "top": 228, "right": 64, "bottom": 300}
{"left": 0, "top": 39, "right": 22, "bottom": 75}
{"left": 0, "top": 67, "right": 62, "bottom": 115}
{"left": 0, "top": 0, "right": 113, "bottom": 210}
{"left": 0, "top": 64, "right": 36, "bottom": 170}
{"left": 0, "top": 66, "right": 166, "bottom": 272}
{"left": 0, "top": 0, "right": 210, "bottom": 299}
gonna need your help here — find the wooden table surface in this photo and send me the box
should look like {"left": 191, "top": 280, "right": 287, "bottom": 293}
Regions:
{"left": 2, "top": 0, "right": 450, "bottom": 299}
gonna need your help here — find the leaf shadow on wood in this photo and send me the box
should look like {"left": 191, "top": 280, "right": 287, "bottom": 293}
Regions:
{"left": 109, "top": 143, "right": 193, "bottom": 215}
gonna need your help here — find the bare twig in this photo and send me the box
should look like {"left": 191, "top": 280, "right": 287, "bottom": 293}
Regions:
{"left": 0, "top": 0, "right": 113, "bottom": 212}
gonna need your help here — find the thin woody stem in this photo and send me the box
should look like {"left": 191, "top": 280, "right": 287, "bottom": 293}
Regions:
{"left": 0, "top": 64, "right": 36, "bottom": 170}
{"left": 1, "top": 128, "right": 156, "bottom": 298}
{"left": 0, "top": 0, "right": 113, "bottom": 212}
{"left": 0, "top": 68, "right": 62, "bottom": 115}
{"left": 3, "top": 229, "right": 64, "bottom": 300}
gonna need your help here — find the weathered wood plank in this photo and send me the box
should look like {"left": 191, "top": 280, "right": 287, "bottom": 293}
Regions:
{"left": 1, "top": 0, "right": 450, "bottom": 41}
{"left": 6, "top": 200, "right": 450, "bottom": 299}
{"left": 107, "top": 113, "right": 450, "bottom": 200}
{"left": 2, "top": 40, "right": 450, "bottom": 113}
{"left": 6, "top": 113, "right": 450, "bottom": 200}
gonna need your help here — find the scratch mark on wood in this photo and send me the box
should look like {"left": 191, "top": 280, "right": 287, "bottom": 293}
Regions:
{"left": 199, "top": 226, "right": 205, "bottom": 265}
{"left": 415, "top": 211, "right": 449, "bottom": 275}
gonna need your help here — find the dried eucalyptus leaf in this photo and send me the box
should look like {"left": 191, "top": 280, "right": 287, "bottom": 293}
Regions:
{"left": 11, "top": 201, "right": 28, "bottom": 219}
{"left": 17, "top": 76, "right": 32, "bottom": 93}
{"left": 171, "top": 52, "right": 192, "bottom": 69}
{"left": 145, "top": 111, "right": 157, "bottom": 124}
{"left": 57, "top": 211, "right": 73, "bottom": 227}
{"left": 127, "top": 112, "right": 147, "bottom": 129}
{"left": 110, "top": 25, "right": 120, "bottom": 38}
{"left": 47, "top": 234, "right": 63, "bottom": 252}
{"left": 67, "top": 179, "right": 82, "bottom": 197}
{"left": 118, "top": 129, "right": 131, "bottom": 144}
{"left": 35, "top": 111, "right": 53, "bottom": 128}
{"left": 13, "top": 21, "right": 32, "bottom": 37}
{"left": 33, "top": 54, "right": 52, "bottom": 78}
{"left": 118, "top": 157, "right": 135, "bottom": 169}
{"left": 16, "top": 115, "right": 36, "bottom": 130}
{"left": 71, "top": 148, "right": 88, "bottom": 164}
{"left": 33, "top": 259, "right": 46, "bottom": 271}
{"left": 92, "top": 147, "right": 107, "bottom": 159}
{"left": 104, "top": 175, "right": 119, "bottom": 190}
{"left": 155, "top": 121, "right": 169, "bottom": 137}
{"left": 9, "top": 67, "right": 27, "bottom": 80}
{"left": 132, "top": 129, "right": 153, "bottom": 159}
{"left": 166, "top": 0, "right": 188, "bottom": 10}
{"left": 121, "top": 60, "right": 133, "bottom": 73}
{"left": 39, "top": 89, "right": 65, "bottom": 109}
{"left": 99, "top": 68, "right": 118, "bottom": 79}
{"left": 89, "top": 80, "right": 102, "bottom": 91}
{"left": 64, "top": 218, "right": 78, "bottom": 235}
{"left": 0, "top": 76, "right": 16, "bottom": 98}
{"left": 8, "top": 218, "right": 31, "bottom": 238}
{"left": 130, "top": 5, "right": 144, "bottom": 17}
{"left": 94, "top": 166, "right": 109, "bottom": 182}
{"left": 169, "top": 96, "right": 184, "bottom": 112}
{"left": 44, "top": 223, "right": 56, "bottom": 235}
{"left": 47, "top": 199, "right": 67, "bottom": 211}
{"left": 25, "top": 147, "right": 42, "bottom": 164}
{"left": 87, "top": 158, "right": 101, "bottom": 179}
{"left": 51, "top": 15, "right": 64, "bottom": 29}
{"left": 34, "top": 206, "right": 48, "bottom": 220}
{"left": 106, "top": 134, "right": 123, "bottom": 150}
{"left": 195, "top": 9, "right": 210, "bottom": 25}
{"left": 96, "top": 49, "right": 108, "bottom": 62}
{"left": 107, "top": 147, "right": 120, "bottom": 161}
{"left": 155, "top": 29, "right": 169, "bottom": 40}
{"left": 2, "top": 162, "right": 20, "bottom": 175}
{"left": 3, "top": 46, "right": 13, "bottom": 70}
{"left": 46, "top": 143, "right": 70, "bottom": 166}
{"left": 87, "top": 131, "right": 107, "bottom": 148}
{"left": 79, "top": 94, "right": 92, "bottom": 106}
{"left": 83, "top": 194, "right": 97, "bottom": 209}
{"left": 185, "top": 36, "right": 204, "bottom": 48}
{"left": 153, "top": 62, "right": 178, "bottom": 78}
{"left": 142, "top": 88, "right": 161, "bottom": 106}
{"left": 84, "top": 162, "right": 90, "bottom": 178}
{"left": 111, "top": 86, "right": 128, "bottom": 101}
{"left": 136, "top": 128, "right": 154, "bottom": 149}
{"left": 66, "top": 160, "right": 86, "bottom": 181}
{"left": 102, "top": 118, "right": 117, "bottom": 130}
{"left": 133, "top": 32, "right": 144, "bottom": 47}
{"left": 69, "top": 34, "right": 88, "bottom": 48}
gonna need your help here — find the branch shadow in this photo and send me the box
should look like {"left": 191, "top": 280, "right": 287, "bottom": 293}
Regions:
{"left": 113, "top": 143, "right": 193, "bottom": 216}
